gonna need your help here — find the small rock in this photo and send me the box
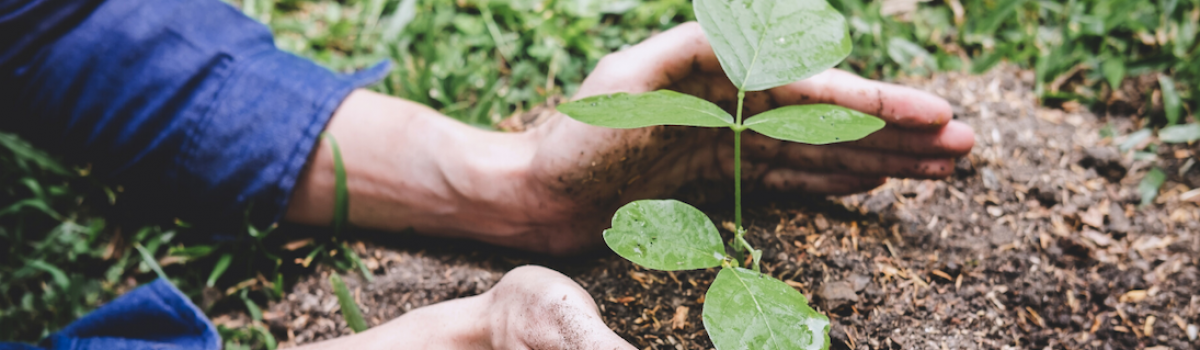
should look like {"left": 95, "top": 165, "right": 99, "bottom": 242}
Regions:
{"left": 1080, "top": 146, "right": 1127, "bottom": 182}
{"left": 817, "top": 281, "right": 859, "bottom": 311}
{"left": 1030, "top": 183, "right": 1059, "bottom": 206}
{"left": 298, "top": 294, "right": 321, "bottom": 314}
{"left": 849, "top": 274, "right": 871, "bottom": 292}
{"left": 862, "top": 189, "right": 895, "bottom": 214}
{"left": 813, "top": 214, "right": 830, "bottom": 231}
{"left": 954, "top": 157, "right": 976, "bottom": 177}
{"left": 1188, "top": 324, "right": 1197, "bottom": 341}
{"left": 943, "top": 261, "right": 961, "bottom": 275}
{"left": 981, "top": 168, "right": 1000, "bottom": 190}
{"left": 1107, "top": 202, "right": 1131, "bottom": 234}
{"left": 863, "top": 284, "right": 884, "bottom": 302}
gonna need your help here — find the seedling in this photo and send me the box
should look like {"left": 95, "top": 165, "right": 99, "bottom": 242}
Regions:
{"left": 556, "top": 0, "right": 884, "bottom": 348}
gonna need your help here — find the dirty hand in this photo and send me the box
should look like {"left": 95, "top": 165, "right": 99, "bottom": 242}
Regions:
{"left": 514, "top": 22, "right": 975, "bottom": 253}
{"left": 285, "top": 22, "right": 974, "bottom": 255}
{"left": 293, "top": 266, "right": 634, "bottom": 350}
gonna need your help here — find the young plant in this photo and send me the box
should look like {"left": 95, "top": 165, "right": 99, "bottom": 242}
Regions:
{"left": 556, "top": 0, "right": 884, "bottom": 349}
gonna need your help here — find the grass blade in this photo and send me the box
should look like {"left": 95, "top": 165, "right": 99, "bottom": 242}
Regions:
{"left": 1159, "top": 124, "right": 1200, "bottom": 143}
{"left": 1159, "top": 75, "right": 1182, "bottom": 125}
{"left": 1119, "top": 129, "right": 1153, "bottom": 152}
{"left": 240, "top": 289, "right": 263, "bottom": 322}
{"left": 342, "top": 242, "right": 375, "bottom": 283}
{"left": 1139, "top": 168, "right": 1167, "bottom": 207}
{"left": 27, "top": 260, "right": 70, "bottom": 289}
{"left": 322, "top": 133, "right": 350, "bottom": 237}
{"left": 134, "top": 243, "right": 168, "bottom": 280}
{"left": 329, "top": 273, "right": 369, "bottom": 333}
{"left": 208, "top": 253, "right": 233, "bottom": 287}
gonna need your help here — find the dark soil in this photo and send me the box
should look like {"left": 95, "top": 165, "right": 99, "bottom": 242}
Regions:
{"left": 246, "top": 66, "right": 1200, "bottom": 349}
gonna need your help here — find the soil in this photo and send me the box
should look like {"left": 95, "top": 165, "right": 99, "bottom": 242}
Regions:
{"left": 243, "top": 66, "right": 1200, "bottom": 349}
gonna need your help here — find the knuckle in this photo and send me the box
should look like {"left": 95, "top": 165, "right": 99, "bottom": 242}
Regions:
{"left": 595, "top": 52, "right": 626, "bottom": 71}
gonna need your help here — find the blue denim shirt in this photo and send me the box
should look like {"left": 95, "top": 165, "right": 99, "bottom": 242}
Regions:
{"left": 1, "top": 0, "right": 389, "bottom": 231}
{"left": 0, "top": 279, "right": 222, "bottom": 350}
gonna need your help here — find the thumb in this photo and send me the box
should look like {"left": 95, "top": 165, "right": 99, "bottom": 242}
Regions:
{"left": 553, "top": 306, "right": 637, "bottom": 350}
{"left": 578, "top": 22, "right": 723, "bottom": 96}
{"left": 499, "top": 266, "right": 637, "bottom": 350}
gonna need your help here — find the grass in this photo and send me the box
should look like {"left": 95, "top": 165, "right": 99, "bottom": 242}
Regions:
{"left": 1, "top": 0, "right": 1195, "bottom": 348}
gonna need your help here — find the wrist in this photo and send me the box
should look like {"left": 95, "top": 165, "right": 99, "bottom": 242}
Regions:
{"left": 292, "top": 293, "right": 493, "bottom": 349}
{"left": 284, "top": 90, "right": 537, "bottom": 240}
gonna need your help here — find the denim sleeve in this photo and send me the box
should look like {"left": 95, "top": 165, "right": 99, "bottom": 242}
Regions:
{"left": 0, "top": 279, "right": 221, "bottom": 350}
{"left": 0, "top": 0, "right": 389, "bottom": 230}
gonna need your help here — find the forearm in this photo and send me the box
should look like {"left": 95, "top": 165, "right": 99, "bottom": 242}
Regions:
{"left": 284, "top": 90, "right": 537, "bottom": 240}
{"left": 290, "top": 294, "right": 491, "bottom": 350}
{"left": 2, "top": 0, "right": 390, "bottom": 230}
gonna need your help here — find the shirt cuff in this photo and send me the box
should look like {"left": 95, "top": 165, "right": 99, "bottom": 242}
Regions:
{"left": 176, "top": 51, "right": 390, "bottom": 231}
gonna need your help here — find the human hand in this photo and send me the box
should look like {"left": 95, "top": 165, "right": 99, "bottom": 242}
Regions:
{"left": 509, "top": 22, "right": 974, "bottom": 253}
{"left": 293, "top": 266, "right": 633, "bottom": 350}
{"left": 285, "top": 22, "right": 973, "bottom": 256}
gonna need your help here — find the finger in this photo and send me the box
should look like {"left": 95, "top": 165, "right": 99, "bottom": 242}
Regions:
{"left": 581, "top": 22, "right": 724, "bottom": 94}
{"left": 760, "top": 170, "right": 886, "bottom": 195}
{"left": 563, "top": 316, "right": 638, "bottom": 350}
{"left": 503, "top": 266, "right": 637, "bottom": 350}
{"left": 844, "top": 121, "right": 975, "bottom": 156}
{"left": 742, "top": 121, "right": 974, "bottom": 158}
{"left": 766, "top": 69, "right": 955, "bottom": 129}
{"left": 748, "top": 140, "right": 957, "bottom": 179}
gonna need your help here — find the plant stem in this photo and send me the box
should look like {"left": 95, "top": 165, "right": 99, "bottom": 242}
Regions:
{"left": 736, "top": 233, "right": 754, "bottom": 254}
{"left": 731, "top": 90, "right": 753, "bottom": 268}
{"left": 733, "top": 90, "right": 745, "bottom": 230}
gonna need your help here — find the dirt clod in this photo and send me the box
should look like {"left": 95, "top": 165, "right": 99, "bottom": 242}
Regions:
{"left": 816, "top": 281, "right": 859, "bottom": 311}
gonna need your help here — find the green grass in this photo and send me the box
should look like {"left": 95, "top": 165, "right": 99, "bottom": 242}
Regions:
{"left": 1, "top": 0, "right": 1195, "bottom": 348}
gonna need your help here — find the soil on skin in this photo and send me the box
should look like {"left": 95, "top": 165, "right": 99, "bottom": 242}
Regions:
{"left": 241, "top": 66, "right": 1200, "bottom": 349}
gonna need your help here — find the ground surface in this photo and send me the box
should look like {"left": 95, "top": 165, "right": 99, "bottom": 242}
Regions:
{"left": 250, "top": 67, "right": 1200, "bottom": 349}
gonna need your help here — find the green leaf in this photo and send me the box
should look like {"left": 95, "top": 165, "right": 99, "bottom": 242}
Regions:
{"left": 603, "top": 200, "right": 725, "bottom": 271}
{"left": 207, "top": 253, "right": 233, "bottom": 287}
{"left": 1102, "top": 58, "right": 1125, "bottom": 89}
{"left": 0, "top": 132, "right": 71, "bottom": 176}
{"left": 886, "top": 37, "right": 937, "bottom": 75}
{"left": 255, "top": 324, "right": 277, "bottom": 350}
{"left": 557, "top": 91, "right": 734, "bottom": 128}
{"left": 134, "top": 243, "right": 168, "bottom": 280}
{"left": 694, "top": 0, "right": 852, "bottom": 91}
{"left": 240, "top": 289, "right": 263, "bottom": 322}
{"left": 169, "top": 245, "right": 215, "bottom": 259}
{"left": 341, "top": 242, "right": 375, "bottom": 283}
{"left": 744, "top": 104, "right": 886, "bottom": 145}
{"left": 323, "top": 133, "right": 350, "bottom": 236}
{"left": 972, "top": 0, "right": 1025, "bottom": 35}
{"left": 330, "top": 273, "right": 369, "bottom": 333}
{"left": 970, "top": 50, "right": 1005, "bottom": 74}
{"left": 1159, "top": 75, "right": 1182, "bottom": 125}
{"left": 702, "top": 268, "right": 830, "bottom": 350}
{"left": 1119, "top": 129, "right": 1153, "bottom": 152}
{"left": 1138, "top": 168, "right": 1166, "bottom": 207}
{"left": 1159, "top": 124, "right": 1200, "bottom": 143}
{"left": 27, "top": 260, "right": 69, "bottom": 289}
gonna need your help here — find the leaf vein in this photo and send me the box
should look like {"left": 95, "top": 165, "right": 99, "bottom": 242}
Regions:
{"left": 732, "top": 269, "right": 782, "bottom": 349}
